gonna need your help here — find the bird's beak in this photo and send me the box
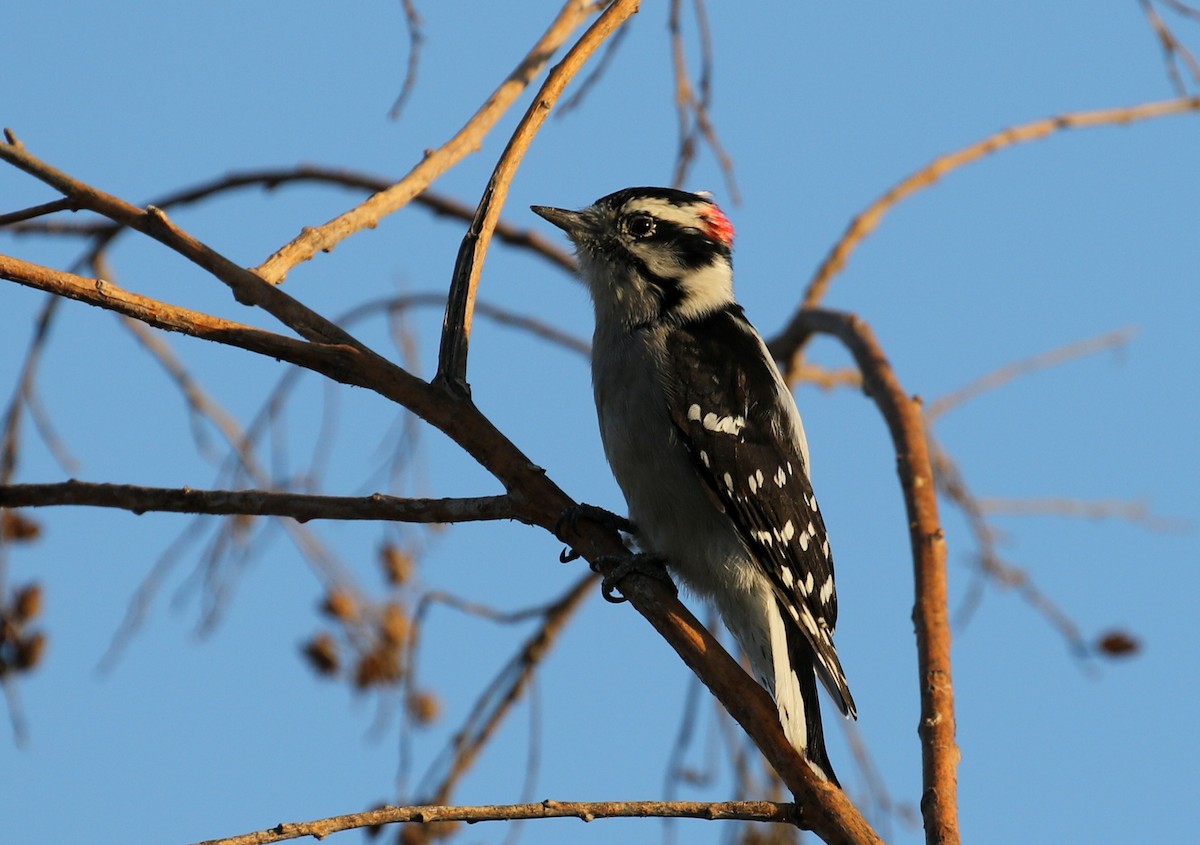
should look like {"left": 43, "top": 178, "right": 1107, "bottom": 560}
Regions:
{"left": 531, "top": 205, "right": 587, "bottom": 239}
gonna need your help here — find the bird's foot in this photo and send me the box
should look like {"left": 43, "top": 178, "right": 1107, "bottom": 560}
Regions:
{"left": 592, "top": 552, "right": 677, "bottom": 603}
{"left": 555, "top": 503, "right": 638, "bottom": 563}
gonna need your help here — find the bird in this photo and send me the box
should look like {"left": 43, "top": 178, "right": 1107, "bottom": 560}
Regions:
{"left": 532, "top": 187, "right": 855, "bottom": 784}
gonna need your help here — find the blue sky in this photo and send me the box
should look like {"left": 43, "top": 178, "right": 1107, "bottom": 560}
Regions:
{"left": 2, "top": 3, "right": 1198, "bottom": 844}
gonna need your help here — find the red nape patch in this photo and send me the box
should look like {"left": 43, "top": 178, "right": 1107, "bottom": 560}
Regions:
{"left": 699, "top": 203, "right": 735, "bottom": 246}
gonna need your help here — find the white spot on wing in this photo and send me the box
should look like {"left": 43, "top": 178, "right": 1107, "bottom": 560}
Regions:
{"left": 804, "top": 572, "right": 814, "bottom": 595}
{"left": 699, "top": 450, "right": 710, "bottom": 467}
{"left": 819, "top": 575, "right": 835, "bottom": 606}
{"left": 781, "top": 520, "right": 795, "bottom": 542}
{"left": 781, "top": 567, "right": 794, "bottom": 587}
{"left": 798, "top": 529, "right": 810, "bottom": 552}
{"left": 702, "top": 412, "right": 745, "bottom": 435}
{"left": 774, "top": 467, "right": 787, "bottom": 487}
{"left": 723, "top": 472, "right": 734, "bottom": 493}
{"left": 687, "top": 403, "right": 702, "bottom": 421}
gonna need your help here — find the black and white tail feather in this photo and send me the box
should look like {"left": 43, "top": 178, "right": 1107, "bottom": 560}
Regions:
{"left": 533, "top": 187, "right": 855, "bottom": 785}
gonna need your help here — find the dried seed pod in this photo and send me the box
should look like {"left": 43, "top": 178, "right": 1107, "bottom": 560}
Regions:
{"left": 302, "top": 633, "right": 340, "bottom": 675}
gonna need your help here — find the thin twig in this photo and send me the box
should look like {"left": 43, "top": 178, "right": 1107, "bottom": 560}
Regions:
{"left": 974, "top": 496, "right": 1188, "bottom": 533}
{"left": 668, "top": 0, "right": 739, "bottom": 200}
{"left": 925, "top": 327, "right": 1136, "bottom": 421}
{"left": 1141, "top": 0, "right": 1200, "bottom": 94}
{"left": 387, "top": 0, "right": 426, "bottom": 120}
{"left": 338, "top": 292, "right": 592, "bottom": 358}
{"left": 409, "top": 574, "right": 594, "bottom": 806}
{"left": 0, "top": 197, "right": 74, "bottom": 226}
{"left": 556, "top": 21, "right": 632, "bottom": 114}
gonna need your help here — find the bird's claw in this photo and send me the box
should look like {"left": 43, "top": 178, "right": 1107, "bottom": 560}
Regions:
{"left": 555, "top": 503, "right": 638, "bottom": 566}
{"left": 593, "top": 552, "right": 676, "bottom": 603}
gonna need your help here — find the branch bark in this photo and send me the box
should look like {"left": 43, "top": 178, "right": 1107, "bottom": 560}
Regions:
{"left": 192, "top": 799, "right": 800, "bottom": 845}
{"left": 800, "top": 96, "right": 1200, "bottom": 313}
{"left": 252, "top": 0, "right": 601, "bottom": 284}
{"left": 437, "top": 0, "right": 640, "bottom": 389}
{"left": 781, "top": 309, "right": 960, "bottom": 845}
{"left": 0, "top": 482, "right": 518, "bottom": 525}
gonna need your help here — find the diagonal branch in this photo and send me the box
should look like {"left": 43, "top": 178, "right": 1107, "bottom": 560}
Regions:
{"left": 0, "top": 254, "right": 351, "bottom": 378}
{"left": 253, "top": 0, "right": 601, "bottom": 284}
{"left": 792, "top": 96, "right": 1200, "bottom": 328}
{"left": 0, "top": 131, "right": 363, "bottom": 348}
{"left": 4, "top": 166, "right": 580, "bottom": 276}
{"left": 925, "top": 327, "right": 1136, "bottom": 422}
{"left": 436, "top": 0, "right": 640, "bottom": 390}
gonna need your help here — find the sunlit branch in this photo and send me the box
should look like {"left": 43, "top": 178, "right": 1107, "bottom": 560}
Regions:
{"left": 796, "top": 96, "right": 1200, "bottom": 320}
{"left": 437, "top": 0, "right": 641, "bottom": 390}
{"left": 253, "top": 0, "right": 601, "bottom": 284}
{"left": 779, "top": 309, "right": 960, "bottom": 845}
{"left": 192, "top": 799, "right": 801, "bottom": 845}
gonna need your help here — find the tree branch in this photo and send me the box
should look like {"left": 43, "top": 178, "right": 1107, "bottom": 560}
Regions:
{"left": 0, "top": 254, "right": 354, "bottom": 380}
{"left": 0, "top": 131, "right": 365, "bottom": 348}
{"left": 0, "top": 481, "right": 518, "bottom": 525}
{"left": 437, "top": 0, "right": 640, "bottom": 390}
{"left": 782, "top": 309, "right": 960, "bottom": 845}
{"left": 252, "top": 0, "right": 601, "bottom": 284}
{"left": 4, "top": 166, "right": 580, "bottom": 276}
{"left": 790, "top": 96, "right": 1200, "bottom": 339}
{"left": 192, "top": 799, "right": 800, "bottom": 845}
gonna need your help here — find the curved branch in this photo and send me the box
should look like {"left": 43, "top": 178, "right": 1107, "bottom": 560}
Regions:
{"left": 4, "top": 167, "right": 580, "bottom": 276}
{"left": 253, "top": 0, "right": 601, "bottom": 284}
{"left": 193, "top": 799, "right": 799, "bottom": 845}
{"left": 437, "top": 0, "right": 640, "bottom": 389}
{"left": 797, "top": 96, "right": 1200, "bottom": 314}
{"left": 0, "top": 481, "right": 518, "bottom": 525}
{"left": 782, "top": 309, "right": 959, "bottom": 845}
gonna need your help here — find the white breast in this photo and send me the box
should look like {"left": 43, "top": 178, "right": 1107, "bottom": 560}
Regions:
{"left": 590, "top": 324, "right": 755, "bottom": 600}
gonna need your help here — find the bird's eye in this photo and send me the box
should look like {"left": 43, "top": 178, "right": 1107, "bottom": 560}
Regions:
{"left": 625, "top": 213, "right": 656, "bottom": 238}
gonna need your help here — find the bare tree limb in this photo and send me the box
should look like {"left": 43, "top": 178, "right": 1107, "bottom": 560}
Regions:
{"left": 4, "top": 166, "right": 580, "bottom": 276}
{"left": 387, "top": 0, "right": 426, "bottom": 120}
{"left": 408, "top": 574, "right": 594, "bottom": 806}
{"left": 0, "top": 481, "right": 518, "bottom": 525}
{"left": 437, "top": 0, "right": 640, "bottom": 390}
{"left": 925, "top": 327, "right": 1136, "bottom": 421}
{"left": 191, "top": 799, "right": 802, "bottom": 845}
{"left": 253, "top": 0, "right": 601, "bottom": 284}
{"left": 794, "top": 96, "right": 1200, "bottom": 318}
{"left": 0, "top": 254, "right": 350, "bottom": 377}
{"left": 780, "top": 309, "right": 960, "bottom": 845}
{"left": 0, "top": 132, "right": 367, "bottom": 348}
{"left": 974, "top": 495, "right": 1187, "bottom": 532}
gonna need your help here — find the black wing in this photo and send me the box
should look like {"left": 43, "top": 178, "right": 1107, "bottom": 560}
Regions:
{"left": 661, "top": 305, "right": 856, "bottom": 718}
